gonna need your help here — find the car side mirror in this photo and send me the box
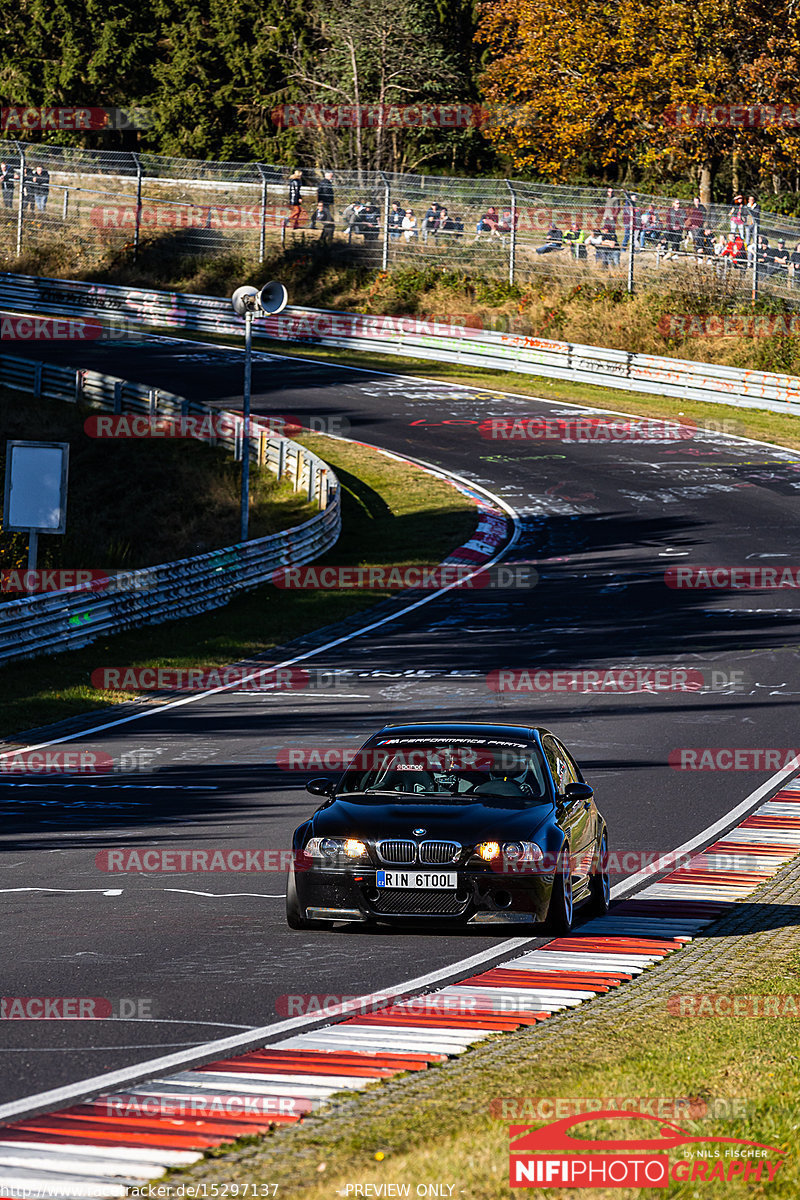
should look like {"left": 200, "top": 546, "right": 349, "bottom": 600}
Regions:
{"left": 564, "top": 781, "right": 594, "bottom": 802}
{"left": 306, "top": 777, "right": 335, "bottom": 797}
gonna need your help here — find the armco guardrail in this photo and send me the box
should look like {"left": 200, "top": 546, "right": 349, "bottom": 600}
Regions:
{"left": 2, "top": 272, "right": 800, "bottom": 416}
{"left": 0, "top": 351, "right": 340, "bottom": 664}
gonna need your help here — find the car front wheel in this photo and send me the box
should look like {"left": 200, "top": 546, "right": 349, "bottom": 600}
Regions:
{"left": 544, "top": 845, "right": 573, "bottom": 935}
{"left": 285, "top": 868, "right": 323, "bottom": 930}
{"left": 587, "top": 827, "right": 611, "bottom": 917}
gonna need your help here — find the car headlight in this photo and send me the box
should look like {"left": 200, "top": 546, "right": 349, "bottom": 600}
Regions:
{"left": 475, "top": 840, "right": 543, "bottom": 867}
{"left": 503, "top": 841, "right": 543, "bottom": 864}
{"left": 477, "top": 841, "right": 501, "bottom": 861}
{"left": 305, "top": 836, "right": 368, "bottom": 861}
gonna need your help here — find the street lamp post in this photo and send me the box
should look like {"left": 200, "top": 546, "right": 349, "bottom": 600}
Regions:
{"left": 231, "top": 281, "right": 289, "bottom": 542}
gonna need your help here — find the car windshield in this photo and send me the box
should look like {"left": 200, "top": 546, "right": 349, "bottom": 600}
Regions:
{"left": 337, "top": 739, "right": 548, "bottom": 804}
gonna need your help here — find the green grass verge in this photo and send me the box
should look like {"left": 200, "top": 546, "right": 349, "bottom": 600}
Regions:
{"left": 166, "top": 947, "right": 800, "bottom": 1199}
{"left": 0, "top": 385, "right": 317, "bottom": 570}
{"left": 0, "top": 433, "right": 476, "bottom": 740}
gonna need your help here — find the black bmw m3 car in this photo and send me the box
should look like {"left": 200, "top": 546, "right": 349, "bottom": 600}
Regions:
{"left": 286, "top": 722, "right": 610, "bottom": 932}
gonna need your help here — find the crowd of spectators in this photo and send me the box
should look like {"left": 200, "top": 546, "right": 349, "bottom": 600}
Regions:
{"left": 532, "top": 191, "right": 798, "bottom": 284}
{"left": 283, "top": 170, "right": 469, "bottom": 247}
{"left": 0, "top": 162, "right": 50, "bottom": 213}
{"left": 275, "top": 172, "right": 799, "bottom": 287}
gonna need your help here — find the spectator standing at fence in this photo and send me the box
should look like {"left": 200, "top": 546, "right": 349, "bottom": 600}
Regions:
{"left": 0, "top": 162, "right": 13, "bottom": 210}
{"left": 601, "top": 187, "right": 620, "bottom": 227}
{"left": 745, "top": 195, "right": 761, "bottom": 246}
{"left": 684, "top": 196, "right": 706, "bottom": 251}
{"left": 388, "top": 200, "right": 405, "bottom": 240}
{"left": 665, "top": 199, "right": 685, "bottom": 256}
{"left": 33, "top": 165, "right": 49, "bottom": 213}
{"left": 287, "top": 170, "right": 303, "bottom": 229}
{"left": 317, "top": 171, "right": 334, "bottom": 209}
{"left": 729, "top": 194, "right": 746, "bottom": 237}
{"left": 402, "top": 209, "right": 417, "bottom": 241}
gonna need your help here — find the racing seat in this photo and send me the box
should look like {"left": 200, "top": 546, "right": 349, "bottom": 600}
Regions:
{"left": 374, "top": 769, "right": 436, "bottom": 793}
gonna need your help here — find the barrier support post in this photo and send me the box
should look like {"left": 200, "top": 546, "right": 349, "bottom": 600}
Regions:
{"left": 132, "top": 153, "right": 143, "bottom": 263}
{"left": 257, "top": 165, "right": 268, "bottom": 264}
{"left": 752, "top": 219, "right": 759, "bottom": 305}
{"left": 506, "top": 180, "right": 517, "bottom": 285}
{"left": 380, "top": 172, "right": 390, "bottom": 271}
{"left": 15, "top": 142, "right": 25, "bottom": 257}
{"left": 624, "top": 190, "right": 636, "bottom": 294}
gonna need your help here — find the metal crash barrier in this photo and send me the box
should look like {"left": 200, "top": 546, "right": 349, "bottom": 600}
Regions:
{"left": 2, "top": 272, "right": 800, "bottom": 416}
{"left": 0, "top": 349, "right": 340, "bottom": 663}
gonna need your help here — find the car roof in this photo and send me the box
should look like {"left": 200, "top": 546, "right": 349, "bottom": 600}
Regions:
{"left": 376, "top": 722, "right": 546, "bottom": 741}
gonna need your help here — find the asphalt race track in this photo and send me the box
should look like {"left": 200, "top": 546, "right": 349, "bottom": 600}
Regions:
{"left": 3, "top": 333, "right": 800, "bottom": 1105}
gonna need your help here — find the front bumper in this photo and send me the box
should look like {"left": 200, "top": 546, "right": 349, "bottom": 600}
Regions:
{"left": 292, "top": 865, "right": 552, "bottom": 925}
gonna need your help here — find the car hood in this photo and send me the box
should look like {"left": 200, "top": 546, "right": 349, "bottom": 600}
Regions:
{"left": 310, "top": 795, "right": 554, "bottom": 845}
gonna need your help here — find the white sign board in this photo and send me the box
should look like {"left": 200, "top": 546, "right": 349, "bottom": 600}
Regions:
{"left": 3, "top": 441, "right": 69, "bottom": 533}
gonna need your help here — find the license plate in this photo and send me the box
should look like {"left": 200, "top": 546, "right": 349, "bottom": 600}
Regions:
{"left": 376, "top": 870, "right": 457, "bottom": 889}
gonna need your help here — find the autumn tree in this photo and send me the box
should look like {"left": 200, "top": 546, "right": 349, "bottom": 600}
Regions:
{"left": 476, "top": 0, "right": 800, "bottom": 201}
{"left": 282, "top": 0, "right": 471, "bottom": 175}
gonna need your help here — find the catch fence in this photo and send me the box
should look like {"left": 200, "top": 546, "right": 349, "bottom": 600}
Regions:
{"left": 2, "top": 138, "right": 799, "bottom": 304}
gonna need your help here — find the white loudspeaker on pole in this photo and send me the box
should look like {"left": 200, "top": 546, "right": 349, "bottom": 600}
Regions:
{"left": 258, "top": 281, "right": 289, "bottom": 314}
{"left": 229, "top": 279, "right": 288, "bottom": 542}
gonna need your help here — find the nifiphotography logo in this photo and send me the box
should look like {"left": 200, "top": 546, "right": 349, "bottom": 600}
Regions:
{"left": 508, "top": 1112, "right": 786, "bottom": 1188}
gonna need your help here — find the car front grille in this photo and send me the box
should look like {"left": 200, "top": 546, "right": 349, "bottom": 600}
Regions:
{"left": 419, "top": 840, "right": 460, "bottom": 864}
{"left": 376, "top": 840, "right": 417, "bottom": 864}
{"left": 371, "top": 889, "right": 467, "bottom": 916}
{"left": 376, "top": 839, "right": 461, "bottom": 865}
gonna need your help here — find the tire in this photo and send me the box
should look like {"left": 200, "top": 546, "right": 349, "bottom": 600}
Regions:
{"left": 587, "top": 826, "right": 611, "bottom": 917}
{"left": 544, "top": 845, "right": 574, "bottom": 935}
{"left": 285, "top": 868, "right": 322, "bottom": 930}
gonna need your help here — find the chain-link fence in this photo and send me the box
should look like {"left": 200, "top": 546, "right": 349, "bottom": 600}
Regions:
{"left": 2, "top": 137, "right": 800, "bottom": 307}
